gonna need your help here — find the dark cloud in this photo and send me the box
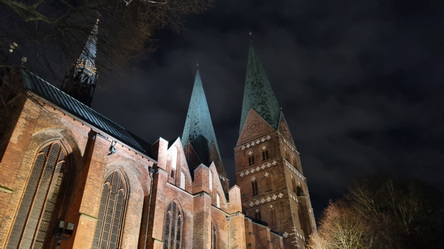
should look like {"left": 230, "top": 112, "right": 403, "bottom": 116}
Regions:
{"left": 85, "top": 0, "right": 444, "bottom": 215}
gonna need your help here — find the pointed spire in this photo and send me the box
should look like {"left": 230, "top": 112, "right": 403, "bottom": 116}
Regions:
{"left": 61, "top": 18, "right": 99, "bottom": 106}
{"left": 79, "top": 18, "right": 99, "bottom": 69}
{"left": 240, "top": 39, "right": 281, "bottom": 133}
{"left": 181, "top": 68, "right": 228, "bottom": 182}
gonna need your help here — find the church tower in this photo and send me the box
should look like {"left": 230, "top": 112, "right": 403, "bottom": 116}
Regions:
{"left": 235, "top": 41, "right": 316, "bottom": 248}
{"left": 61, "top": 19, "right": 99, "bottom": 106}
{"left": 182, "top": 68, "right": 230, "bottom": 193}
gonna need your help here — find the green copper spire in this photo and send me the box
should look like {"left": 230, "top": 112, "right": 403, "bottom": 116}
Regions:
{"left": 182, "top": 69, "right": 227, "bottom": 180}
{"left": 240, "top": 40, "right": 281, "bottom": 133}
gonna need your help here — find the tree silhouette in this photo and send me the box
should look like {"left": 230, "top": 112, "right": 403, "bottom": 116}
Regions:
{"left": 308, "top": 174, "right": 444, "bottom": 249}
{"left": 308, "top": 201, "right": 373, "bottom": 249}
{"left": 0, "top": 0, "right": 212, "bottom": 78}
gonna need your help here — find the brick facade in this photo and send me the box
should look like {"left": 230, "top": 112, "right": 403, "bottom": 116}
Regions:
{"left": 235, "top": 110, "right": 317, "bottom": 248}
{"left": 0, "top": 66, "right": 313, "bottom": 248}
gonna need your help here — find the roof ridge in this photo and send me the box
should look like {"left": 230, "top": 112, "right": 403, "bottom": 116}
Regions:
{"left": 24, "top": 69, "right": 129, "bottom": 130}
{"left": 21, "top": 68, "right": 151, "bottom": 154}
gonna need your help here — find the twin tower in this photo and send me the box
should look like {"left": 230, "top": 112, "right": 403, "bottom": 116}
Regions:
{"left": 181, "top": 40, "right": 317, "bottom": 248}
{"left": 62, "top": 22, "right": 317, "bottom": 248}
{"left": 62, "top": 24, "right": 318, "bottom": 247}
{"left": 0, "top": 20, "right": 316, "bottom": 248}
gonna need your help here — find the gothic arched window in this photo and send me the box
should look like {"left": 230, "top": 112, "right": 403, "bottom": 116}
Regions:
{"left": 92, "top": 171, "right": 128, "bottom": 249}
{"left": 163, "top": 201, "right": 183, "bottom": 249}
{"left": 7, "top": 141, "right": 68, "bottom": 249}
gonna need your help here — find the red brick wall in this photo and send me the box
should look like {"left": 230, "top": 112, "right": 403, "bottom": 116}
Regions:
{"left": 0, "top": 72, "right": 269, "bottom": 249}
{"left": 0, "top": 91, "right": 156, "bottom": 248}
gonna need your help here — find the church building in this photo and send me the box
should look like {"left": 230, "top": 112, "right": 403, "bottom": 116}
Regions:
{"left": 0, "top": 22, "right": 316, "bottom": 249}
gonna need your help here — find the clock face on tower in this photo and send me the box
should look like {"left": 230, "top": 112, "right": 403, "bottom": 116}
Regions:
{"left": 246, "top": 119, "right": 262, "bottom": 135}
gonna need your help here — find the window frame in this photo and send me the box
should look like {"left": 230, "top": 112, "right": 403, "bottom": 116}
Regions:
{"left": 163, "top": 201, "right": 183, "bottom": 249}
{"left": 92, "top": 170, "right": 128, "bottom": 249}
{"left": 7, "top": 141, "right": 69, "bottom": 249}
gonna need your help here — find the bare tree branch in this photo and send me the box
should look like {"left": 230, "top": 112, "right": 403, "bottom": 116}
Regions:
{"left": 0, "top": 0, "right": 213, "bottom": 81}
{"left": 0, "top": 0, "right": 52, "bottom": 23}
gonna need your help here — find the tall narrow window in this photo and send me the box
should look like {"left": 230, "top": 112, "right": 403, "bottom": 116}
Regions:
{"left": 180, "top": 172, "right": 185, "bottom": 189}
{"left": 264, "top": 173, "right": 272, "bottom": 191}
{"left": 211, "top": 224, "right": 217, "bottom": 249}
{"left": 269, "top": 206, "right": 276, "bottom": 227}
{"left": 251, "top": 180, "right": 258, "bottom": 196}
{"left": 163, "top": 201, "right": 183, "bottom": 249}
{"left": 7, "top": 142, "right": 68, "bottom": 249}
{"left": 170, "top": 147, "right": 177, "bottom": 170}
{"left": 248, "top": 155, "right": 255, "bottom": 165}
{"left": 169, "top": 147, "right": 177, "bottom": 181}
{"left": 262, "top": 150, "right": 269, "bottom": 161}
{"left": 92, "top": 171, "right": 128, "bottom": 249}
{"left": 292, "top": 177, "right": 298, "bottom": 193}
{"left": 209, "top": 170, "right": 213, "bottom": 190}
{"left": 216, "top": 193, "right": 220, "bottom": 208}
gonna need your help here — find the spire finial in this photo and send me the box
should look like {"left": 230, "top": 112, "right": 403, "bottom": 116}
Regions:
{"left": 196, "top": 60, "right": 199, "bottom": 68}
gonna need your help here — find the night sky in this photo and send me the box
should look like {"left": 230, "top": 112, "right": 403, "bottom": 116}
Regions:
{"left": 92, "top": 0, "right": 444, "bottom": 215}
{"left": 6, "top": 0, "right": 444, "bottom": 216}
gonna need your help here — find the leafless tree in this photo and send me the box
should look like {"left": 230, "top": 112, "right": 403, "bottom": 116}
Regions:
{"left": 307, "top": 201, "right": 373, "bottom": 249}
{"left": 0, "top": 0, "right": 213, "bottom": 80}
{"left": 309, "top": 175, "right": 444, "bottom": 249}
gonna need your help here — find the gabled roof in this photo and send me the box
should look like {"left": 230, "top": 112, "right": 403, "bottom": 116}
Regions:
{"left": 21, "top": 68, "right": 149, "bottom": 154}
{"left": 181, "top": 69, "right": 227, "bottom": 178}
{"left": 240, "top": 41, "right": 281, "bottom": 132}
